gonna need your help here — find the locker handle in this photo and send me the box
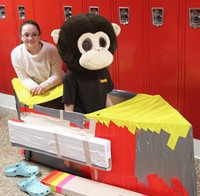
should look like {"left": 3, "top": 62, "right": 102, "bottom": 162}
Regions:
{"left": 152, "top": 8, "right": 164, "bottom": 27}
{"left": 119, "top": 7, "right": 129, "bottom": 25}
{"left": 64, "top": 6, "right": 72, "bottom": 21}
{"left": 18, "top": 6, "right": 25, "bottom": 20}
{"left": 0, "top": 5, "right": 6, "bottom": 19}
{"left": 189, "top": 9, "right": 200, "bottom": 28}
{"left": 90, "top": 6, "right": 99, "bottom": 14}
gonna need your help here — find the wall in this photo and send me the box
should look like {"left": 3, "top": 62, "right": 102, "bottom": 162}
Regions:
{"left": 0, "top": 0, "right": 200, "bottom": 139}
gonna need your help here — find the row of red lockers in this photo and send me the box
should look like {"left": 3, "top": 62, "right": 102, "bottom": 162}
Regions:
{"left": 0, "top": 0, "right": 200, "bottom": 139}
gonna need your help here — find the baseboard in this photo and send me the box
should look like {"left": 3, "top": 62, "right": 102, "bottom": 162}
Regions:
{"left": 0, "top": 93, "right": 15, "bottom": 109}
{"left": 0, "top": 92, "right": 200, "bottom": 159}
{"left": 194, "top": 138, "right": 200, "bottom": 159}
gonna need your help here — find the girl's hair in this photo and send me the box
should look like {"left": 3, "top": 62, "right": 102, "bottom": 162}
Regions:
{"left": 19, "top": 20, "right": 41, "bottom": 35}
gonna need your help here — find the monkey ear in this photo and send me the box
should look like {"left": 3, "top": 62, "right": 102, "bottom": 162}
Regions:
{"left": 112, "top": 23, "right": 121, "bottom": 36}
{"left": 51, "top": 29, "right": 60, "bottom": 44}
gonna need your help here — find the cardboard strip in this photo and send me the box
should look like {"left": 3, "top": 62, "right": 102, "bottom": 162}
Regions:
{"left": 41, "top": 170, "right": 147, "bottom": 196}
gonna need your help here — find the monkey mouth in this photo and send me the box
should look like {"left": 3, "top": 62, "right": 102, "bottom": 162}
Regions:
{"left": 88, "top": 60, "right": 102, "bottom": 67}
{"left": 82, "top": 60, "right": 108, "bottom": 70}
{"left": 88, "top": 60, "right": 108, "bottom": 68}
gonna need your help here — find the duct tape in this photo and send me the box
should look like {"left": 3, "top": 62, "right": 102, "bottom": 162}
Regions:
{"left": 88, "top": 118, "right": 96, "bottom": 136}
{"left": 54, "top": 131, "right": 62, "bottom": 159}
{"left": 60, "top": 110, "right": 64, "bottom": 120}
{"left": 83, "top": 138, "right": 92, "bottom": 167}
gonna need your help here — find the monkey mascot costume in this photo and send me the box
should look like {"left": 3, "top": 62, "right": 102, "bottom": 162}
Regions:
{"left": 52, "top": 13, "right": 120, "bottom": 114}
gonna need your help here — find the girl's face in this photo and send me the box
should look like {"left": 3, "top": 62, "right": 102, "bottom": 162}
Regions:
{"left": 20, "top": 24, "right": 40, "bottom": 49}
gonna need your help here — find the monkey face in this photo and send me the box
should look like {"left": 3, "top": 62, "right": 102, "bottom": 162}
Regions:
{"left": 78, "top": 32, "right": 113, "bottom": 70}
{"left": 53, "top": 13, "right": 121, "bottom": 72}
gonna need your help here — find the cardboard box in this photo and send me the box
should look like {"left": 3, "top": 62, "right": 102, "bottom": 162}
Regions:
{"left": 8, "top": 114, "right": 111, "bottom": 170}
{"left": 9, "top": 90, "right": 197, "bottom": 195}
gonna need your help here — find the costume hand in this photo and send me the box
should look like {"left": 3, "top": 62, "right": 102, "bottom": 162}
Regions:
{"left": 30, "top": 85, "right": 46, "bottom": 95}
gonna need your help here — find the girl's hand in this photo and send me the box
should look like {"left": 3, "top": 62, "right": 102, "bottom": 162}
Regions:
{"left": 30, "top": 85, "right": 45, "bottom": 95}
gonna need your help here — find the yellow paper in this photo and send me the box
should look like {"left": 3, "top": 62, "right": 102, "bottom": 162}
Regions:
{"left": 12, "top": 78, "right": 63, "bottom": 108}
{"left": 86, "top": 94, "right": 191, "bottom": 150}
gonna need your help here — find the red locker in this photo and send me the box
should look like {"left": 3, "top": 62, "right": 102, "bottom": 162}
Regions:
{"left": 113, "top": 0, "right": 145, "bottom": 93}
{"left": 0, "top": 1, "right": 18, "bottom": 94}
{"left": 13, "top": 0, "right": 35, "bottom": 43}
{"left": 58, "top": 0, "right": 84, "bottom": 71}
{"left": 0, "top": 0, "right": 16, "bottom": 93}
{"left": 147, "top": 1, "right": 180, "bottom": 109}
{"left": 33, "top": 0, "right": 63, "bottom": 44}
{"left": 0, "top": 0, "right": 35, "bottom": 94}
{"left": 83, "top": 0, "right": 119, "bottom": 83}
{"left": 184, "top": 0, "right": 200, "bottom": 138}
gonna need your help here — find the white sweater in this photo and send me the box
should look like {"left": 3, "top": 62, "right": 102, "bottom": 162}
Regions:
{"left": 11, "top": 41, "right": 63, "bottom": 91}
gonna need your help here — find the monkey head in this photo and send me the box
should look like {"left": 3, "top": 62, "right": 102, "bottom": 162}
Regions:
{"left": 51, "top": 13, "right": 120, "bottom": 72}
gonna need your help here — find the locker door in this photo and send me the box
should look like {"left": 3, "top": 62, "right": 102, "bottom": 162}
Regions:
{"left": 184, "top": 0, "right": 200, "bottom": 139}
{"left": 56, "top": 0, "right": 84, "bottom": 72}
{"left": 33, "top": 0, "right": 63, "bottom": 44}
{"left": 113, "top": 0, "right": 144, "bottom": 93}
{"left": 84, "top": 0, "right": 118, "bottom": 82}
{"left": 13, "top": 0, "right": 35, "bottom": 43}
{"left": 147, "top": 0, "right": 180, "bottom": 109}
{"left": 0, "top": 1, "right": 17, "bottom": 94}
{"left": 0, "top": 0, "right": 35, "bottom": 95}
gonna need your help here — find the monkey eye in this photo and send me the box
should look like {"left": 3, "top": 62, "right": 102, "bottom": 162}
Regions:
{"left": 99, "top": 37, "right": 107, "bottom": 48}
{"left": 82, "top": 38, "right": 92, "bottom": 52}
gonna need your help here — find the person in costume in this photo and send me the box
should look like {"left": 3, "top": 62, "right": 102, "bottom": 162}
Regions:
{"left": 52, "top": 13, "right": 121, "bottom": 114}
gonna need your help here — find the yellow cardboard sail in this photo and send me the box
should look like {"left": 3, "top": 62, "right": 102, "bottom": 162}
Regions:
{"left": 86, "top": 94, "right": 191, "bottom": 150}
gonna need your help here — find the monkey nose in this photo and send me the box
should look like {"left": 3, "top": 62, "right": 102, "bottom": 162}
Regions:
{"left": 95, "top": 47, "right": 103, "bottom": 51}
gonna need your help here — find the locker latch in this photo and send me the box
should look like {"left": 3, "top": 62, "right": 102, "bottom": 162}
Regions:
{"left": 90, "top": 6, "right": 99, "bottom": 15}
{"left": 18, "top": 6, "right": 25, "bottom": 20}
{"left": 119, "top": 7, "right": 129, "bottom": 25}
{"left": 64, "top": 6, "right": 72, "bottom": 21}
{"left": 189, "top": 9, "right": 200, "bottom": 28}
{"left": 0, "top": 5, "right": 6, "bottom": 19}
{"left": 152, "top": 8, "right": 164, "bottom": 27}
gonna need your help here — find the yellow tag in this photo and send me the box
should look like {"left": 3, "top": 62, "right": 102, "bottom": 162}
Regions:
{"left": 100, "top": 78, "right": 108, "bottom": 83}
